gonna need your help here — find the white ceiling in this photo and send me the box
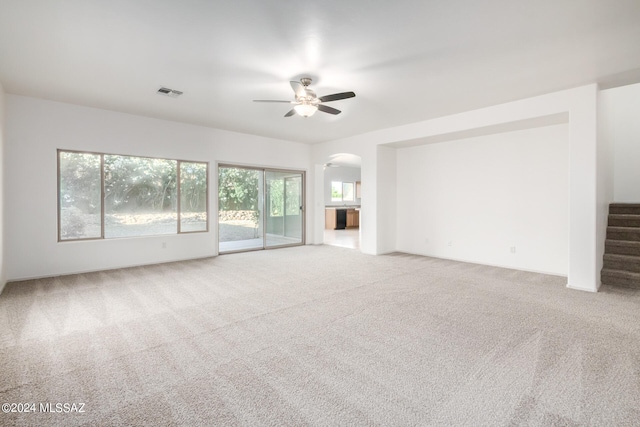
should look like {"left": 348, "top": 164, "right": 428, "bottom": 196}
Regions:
{"left": 327, "top": 153, "right": 362, "bottom": 168}
{"left": 1, "top": 0, "right": 640, "bottom": 144}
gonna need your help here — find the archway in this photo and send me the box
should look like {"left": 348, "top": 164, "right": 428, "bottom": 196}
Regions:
{"left": 319, "top": 153, "right": 363, "bottom": 250}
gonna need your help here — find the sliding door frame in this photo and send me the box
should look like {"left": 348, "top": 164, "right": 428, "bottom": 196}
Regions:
{"left": 218, "top": 163, "right": 306, "bottom": 254}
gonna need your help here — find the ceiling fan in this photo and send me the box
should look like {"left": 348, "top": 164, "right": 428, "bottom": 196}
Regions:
{"left": 253, "top": 78, "right": 355, "bottom": 118}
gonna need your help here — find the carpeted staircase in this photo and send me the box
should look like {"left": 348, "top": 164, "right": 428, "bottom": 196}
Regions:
{"left": 602, "top": 203, "right": 640, "bottom": 289}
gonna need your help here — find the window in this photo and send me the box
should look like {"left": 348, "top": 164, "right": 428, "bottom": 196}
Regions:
{"left": 180, "top": 162, "right": 208, "bottom": 232}
{"left": 269, "top": 178, "right": 284, "bottom": 217}
{"left": 285, "top": 176, "right": 302, "bottom": 215}
{"left": 331, "top": 181, "right": 343, "bottom": 202}
{"left": 342, "top": 182, "right": 354, "bottom": 201}
{"left": 104, "top": 155, "right": 177, "bottom": 238}
{"left": 58, "top": 150, "right": 208, "bottom": 241}
{"left": 331, "top": 181, "right": 355, "bottom": 202}
{"left": 59, "top": 151, "right": 102, "bottom": 240}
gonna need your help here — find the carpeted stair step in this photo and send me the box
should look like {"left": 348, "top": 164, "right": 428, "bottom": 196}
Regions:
{"left": 608, "top": 214, "right": 640, "bottom": 228}
{"left": 601, "top": 268, "right": 640, "bottom": 289}
{"left": 606, "top": 227, "right": 640, "bottom": 242}
{"left": 609, "top": 203, "right": 640, "bottom": 215}
{"left": 605, "top": 240, "right": 640, "bottom": 256}
{"left": 603, "top": 254, "right": 640, "bottom": 273}
{"left": 602, "top": 204, "right": 640, "bottom": 289}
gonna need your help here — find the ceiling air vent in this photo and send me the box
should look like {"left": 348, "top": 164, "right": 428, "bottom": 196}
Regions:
{"left": 157, "top": 87, "right": 183, "bottom": 98}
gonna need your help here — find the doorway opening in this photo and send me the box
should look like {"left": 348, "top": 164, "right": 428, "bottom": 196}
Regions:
{"left": 322, "top": 153, "right": 362, "bottom": 250}
{"left": 218, "top": 165, "right": 304, "bottom": 253}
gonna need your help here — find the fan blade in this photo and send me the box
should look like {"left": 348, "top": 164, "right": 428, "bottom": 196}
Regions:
{"left": 284, "top": 109, "right": 296, "bottom": 117}
{"left": 318, "top": 104, "right": 341, "bottom": 115}
{"left": 290, "top": 81, "right": 306, "bottom": 98}
{"left": 253, "top": 100, "right": 294, "bottom": 103}
{"left": 318, "top": 91, "right": 355, "bottom": 103}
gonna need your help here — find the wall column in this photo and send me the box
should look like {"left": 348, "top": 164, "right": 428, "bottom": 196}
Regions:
{"left": 567, "top": 85, "right": 600, "bottom": 292}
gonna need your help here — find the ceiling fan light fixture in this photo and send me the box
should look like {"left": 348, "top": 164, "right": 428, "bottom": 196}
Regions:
{"left": 294, "top": 103, "right": 318, "bottom": 117}
{"left": 254, "top": 77, "right": 355, "bottom": 118}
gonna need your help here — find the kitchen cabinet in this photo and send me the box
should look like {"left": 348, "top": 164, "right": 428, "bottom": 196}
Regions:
{"left": 347, "top": 209, "right": 359, "bottom": 228}
{"left": 356, "top": 181, "right": 362, "bottom": 199}
{"left": 325, "top": 208, "right": 337, "bottom": 230}
{"left": 325, "top": 208, "right": 359, "bottom": 229}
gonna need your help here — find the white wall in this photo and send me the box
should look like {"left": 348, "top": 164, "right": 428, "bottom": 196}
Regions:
{"left": 396, "top": 124, "right": 569, "bottom": 275}
{"left": 313, "top": 84, "right": 603, "bottom": 290}
{"left": 0, "top": 83, "right": 5, "bottom": 293}
{"left": 376, "top": 145, "right": 397, "bottom": 255}
{"left": 323, "top": 166, "right": 361, "bottom": 206}
{"left": 601, "top": 83, "right": 640, "bottom": 202}
{"left": 5, "top": 95, "right": 311, "bottom": 280}
{"left": 596, "top": 88, "right": 615, "bottom": 290}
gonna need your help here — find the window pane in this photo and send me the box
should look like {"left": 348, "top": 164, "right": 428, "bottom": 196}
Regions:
{"left": 285, "top": 176, "right": 301, "bottom": 216}
{"left": 269, "top": 178, "right": 284, "bottom": 217}
{"left": 104, "top": 155, "right": 177, "bottom": 238}
{"left": 342, "top": 182, "right": 354, "bottom": 201}
{"left": 180, "top": 162, "right": 208, "bottom": 232}
{"left": 331, "top": 181, "right": 343, "bottom": 202}
{"left": 59, "top": 151, "right": 102, "bottom": 240}
{"left": 218, "top": 167, "right": 263, "bottom": 250}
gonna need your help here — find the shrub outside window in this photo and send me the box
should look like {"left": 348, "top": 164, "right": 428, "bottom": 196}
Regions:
{"left": 58, "top": 150, "right": 208, "bottom": 241}
{"left": 59, "top": 152, "right": 102, "bottom": 240}
{"left": 180, "top": 162, "right": 208, "bottom": 232}
{"left": 331, "top": 181, "right": 342, "bottom": 202}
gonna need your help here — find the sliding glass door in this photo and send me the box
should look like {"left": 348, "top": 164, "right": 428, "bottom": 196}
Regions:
{"left": 265, "top": 171, "right": 303, "bottom": 248}
{"left": 218, "top": 165, "right": 304, "bottom": 253}
{"left": 218, "top": 166, "right": 263, "bottom": 252}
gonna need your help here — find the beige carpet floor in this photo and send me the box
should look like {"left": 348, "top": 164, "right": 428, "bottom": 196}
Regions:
{"left": 1, "top": 245, "right": 639, "bottom": 426}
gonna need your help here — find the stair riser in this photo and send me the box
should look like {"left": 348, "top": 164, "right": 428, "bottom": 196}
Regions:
{"left": 609, "top": 206, "right": 640, "bottom": 215}
{"left": 605, "top": 244, "right": 640, "bottom": 256}
{"left": 601, "top": 274, "right": 640, "bottom": 289}
{"left": 603, "top": 259, "right": 640, "bottom": 273}
{"left": 603, "top": 205, "right": 640, "bottom": 289}
{"left": 607, "top": 230, "right": 640, "bottom": 241}
{"left": 608, "top": 217, "right": 640, "bottom": 228}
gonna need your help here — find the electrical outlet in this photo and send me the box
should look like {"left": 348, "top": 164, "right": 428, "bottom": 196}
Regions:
{"left": 162, "top": 241, "right": 167, "bottom": 249}
{"left": 510, "top": 246, "right": 516, "bottom": 254}
{"left": 448, "top": 240, "right": 452, "bottom": 247}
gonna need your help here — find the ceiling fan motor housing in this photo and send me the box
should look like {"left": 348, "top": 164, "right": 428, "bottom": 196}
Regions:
{"left": 253, "top": 77, "right": 355, "bottom": 117}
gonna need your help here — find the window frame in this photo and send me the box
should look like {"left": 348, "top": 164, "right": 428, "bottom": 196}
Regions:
{"left": 331, "top": 180, "right": 355, "bottom": 202}
{"left": 178, "top": 160, "right": 210, "bottom": 234}
{"left": 341, "top": 182, "right": 355, "bottom": 202}
{"left": 57, "top": 149, "right": 209, "bottom": 242}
